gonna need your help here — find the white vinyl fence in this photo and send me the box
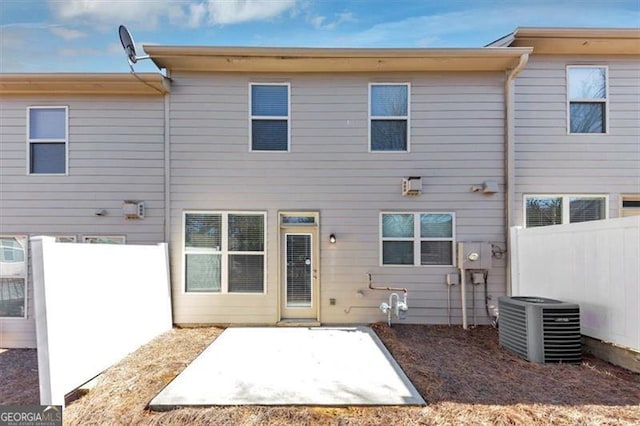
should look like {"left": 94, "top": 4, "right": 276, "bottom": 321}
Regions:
{"left": 510, "top": 216, "right": 640, "bottom": 351}
{"left": 31, "top": 236, "right": 172, "bottom": 406}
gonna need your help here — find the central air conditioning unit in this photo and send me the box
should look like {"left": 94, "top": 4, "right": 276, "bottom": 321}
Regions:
{"left": 498, "top": 296, "right": 581, "bottom": 364}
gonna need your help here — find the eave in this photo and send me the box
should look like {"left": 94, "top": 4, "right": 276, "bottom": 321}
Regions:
{"left": 0, "top": 73, "right": 170, "bottom": 95}
{"left": 508, "top": 27, "right": 640, "bottom": 55}
{"left": 143, "top": 46, "right": 533, "bottom": 73}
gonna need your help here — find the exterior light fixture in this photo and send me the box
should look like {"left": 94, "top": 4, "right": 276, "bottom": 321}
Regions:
{"left": 329, "top": 234, "right": 337, "bottom": 244}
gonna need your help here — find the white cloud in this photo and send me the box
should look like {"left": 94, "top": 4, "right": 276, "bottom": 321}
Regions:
{"left": 48, "top": 0, "right": 298, "bottom": 29}
{"left": 204, "top": 0, "right": 297, "bottom": 25}
{"left": 308, "top": 11, "right": 355, "bottom": 30}
{"left": 50, "top": 27, "right": 86, "bottom": 40}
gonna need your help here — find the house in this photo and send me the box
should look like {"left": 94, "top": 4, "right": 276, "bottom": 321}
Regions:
{"left": 0, "top": 74, "right": 169, "bottom": 347}
{"left": 1, "top": 28, "right": 638, "bottom": 347}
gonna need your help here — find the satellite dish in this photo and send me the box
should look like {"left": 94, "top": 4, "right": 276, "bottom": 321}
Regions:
{"left": 118, "top": 25, "right": 149, "bottom": 67}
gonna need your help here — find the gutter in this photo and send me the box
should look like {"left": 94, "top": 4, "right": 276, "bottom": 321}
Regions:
{"left": 504, "top": 52, "right": 530, "bottom": 296}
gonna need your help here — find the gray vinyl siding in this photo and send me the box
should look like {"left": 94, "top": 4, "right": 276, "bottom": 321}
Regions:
{"left": 513, "top": 55, "right": 640, "bottom": 225}
{"left": 0, "top": 96, "right": 166, "bottom": 348}
{"left": 169, "top": 72, "right": 507, "bottom": 325}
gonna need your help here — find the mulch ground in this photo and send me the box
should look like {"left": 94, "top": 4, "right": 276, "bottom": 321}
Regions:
{"left": 2, "top": 324, "right": 639, "bottom": 425}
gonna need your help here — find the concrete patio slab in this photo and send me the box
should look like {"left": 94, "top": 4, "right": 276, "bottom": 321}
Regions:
{"left": 149, "top": 326, "right": 425, "bottom": 408}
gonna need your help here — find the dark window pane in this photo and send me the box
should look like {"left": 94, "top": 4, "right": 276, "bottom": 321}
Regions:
{"left": 526, "top": 197, "right": 562, "bottom": 227}
{"left": 421, "top": 241, "right": 452, "bottom": 266}
{"left": 228, "top": 254, "right": 264, "bottom": 293}
{"left": 228, "top": 214, "right": 264, "bottom": 252}
{"left": 281, "top": 215, "right": 315, "bottom": 224}
{"left": 185, "top": 214, "right": 222, "bottom": 249}
{"left": 570, "top": 197, "right": 606, "bottom": 223}
{"left": 382, "top": 214, "right": 414, "bottom": 238}
{"left": 30, "top": 143, "right": 65, "bottom": 174}
{"left": 252, "top": 119, "right": 288, "bottom": 151}
{"left": 371, "top": 85, "right": 408, "bottom": 116}
{"left": 29, "top": 108, "right": 66, "bottom": 139}
{"left": 421, "top": 214, "right": 453, "bottom": 238}
{"left": 251, "top": 85, "right": 288, "bottom": 116}
{"left": 570, "top": 103, "right": 605, "bottom": 133}
{"left": 0, "top": 278, "right": 25, "bottom": 317}
{"left": 371, "top": 120, "right": 407, "bottom": 151}
{"left": 186, "top": 254, "right": 221, "bottom": 292}
{"left": 382, "top": 241, "right": 413, "bottom": 265}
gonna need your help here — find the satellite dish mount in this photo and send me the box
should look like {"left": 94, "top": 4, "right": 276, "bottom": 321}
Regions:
{"left": 119, "top": 25, "right": 150, "bottom": 70}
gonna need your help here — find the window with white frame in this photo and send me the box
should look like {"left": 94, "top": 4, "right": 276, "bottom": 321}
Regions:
{"left": 369, "top": 83, "right": 409, "bottom": 151}
{"left": 381, "top": 213, "right": 454, "bottom": 266}
{"left": 250, "top": 83, "right": 290, "bottom": 151}
{"left": 184, "top": 212, "right": 265, "bottom": 293}
{"left": 0, "top": 236, "right": 27, "bottom": 318}
{"left": 525, "top": 195, "right": 608, "bottom": 227}
{"left": 83, "top": 236, "right": 126, "bottom": 244}
{"left": 28, "top": 106, "right": 68, "bottom": 174}
{"left": 567, "top": 66, "right": 607, "bottom": 134}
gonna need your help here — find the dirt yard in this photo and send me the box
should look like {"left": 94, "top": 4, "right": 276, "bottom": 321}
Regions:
{"left": 2, "top": 324, "right": 639, "bottom": 425}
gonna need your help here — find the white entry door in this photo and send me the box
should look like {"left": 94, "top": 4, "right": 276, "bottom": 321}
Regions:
{"left": 281, "top": 230, "right": 317, "bottom": 319}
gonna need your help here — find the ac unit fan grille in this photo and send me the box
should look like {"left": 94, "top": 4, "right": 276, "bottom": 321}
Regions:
{"left": 542, "top": 307, "right": 582, "bottom": 363}
{"left": 498, "top": 301, "right": 528, "bottom": 359}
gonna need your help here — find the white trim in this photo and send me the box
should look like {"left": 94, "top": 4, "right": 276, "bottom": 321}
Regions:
{"left": 0, "top": 235, "right": 28, "bottom": 320}
{"left": 523, "top": 194, "right": 609, "bottom": 228}
{"left": 566, "top": 65, "right": 609, "bottom": 135}
{"left": 379, "top": 212, "right": 455, "bottom": 267}
{"left": 182, "top": 211, "right": 267, "bottom": 295}
{"left": 368, "top": 82, "right": 410, "bottom": 152}
{"left": 249, "top": 82, "right": 291, "bottom": 152}
{"left": 26, "top": 106, "right": 69, "bottom": 175}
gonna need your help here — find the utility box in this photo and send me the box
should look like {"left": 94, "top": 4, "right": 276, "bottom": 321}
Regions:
{"left": 457, "top": 242, "right": 492, "bottom": 270}
{"left": 401, "top": 177, "right": 422, "bottom": 196}
{"left": 123, "top": 200, "right": 144, "bottom": 219}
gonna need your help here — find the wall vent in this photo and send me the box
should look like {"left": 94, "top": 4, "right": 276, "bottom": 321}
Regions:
{"left": 402, "top": 177, "right": 422, "bottom": 196}
{"left": 498, "top": 296, "right": 581, "bottom": 364}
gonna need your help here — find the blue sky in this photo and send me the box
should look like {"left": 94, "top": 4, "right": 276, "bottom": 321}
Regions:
{"left": 1, "top": 0, "right": 639, "bottom": 73}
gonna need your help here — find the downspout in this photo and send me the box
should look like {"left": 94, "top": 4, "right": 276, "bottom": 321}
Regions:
{"left": 504, "top": 52, "right": 529, "bottom": 296}
{"left": 163, "top": 71, "right": 171, "bottom": 243}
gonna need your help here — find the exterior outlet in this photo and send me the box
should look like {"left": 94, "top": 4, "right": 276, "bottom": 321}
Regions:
{"left": 402, "top": 177, "right": 422, "bottom": 196}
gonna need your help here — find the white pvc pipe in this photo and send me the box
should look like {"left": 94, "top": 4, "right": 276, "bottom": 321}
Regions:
{"left": 460, "top": 268, "right": 468, "bottom": 329}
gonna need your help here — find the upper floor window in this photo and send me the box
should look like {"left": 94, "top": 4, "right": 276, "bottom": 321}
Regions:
{"left": 369, "top": 83, "right": 409, "bottom": 151}
{"left": 27, "top": 106, "right": 68, "bottom": 174}
{"left": 567, "top": 66, "right": 607, "bottom": 134}
{"left": 381, "top": 212, "right": 454, "bottom": 266}
{"left": 525, "top": 195, "right": 608, "bottom": 228}
{"left": 250, "top": 83, "right": 290, "bottom": 151}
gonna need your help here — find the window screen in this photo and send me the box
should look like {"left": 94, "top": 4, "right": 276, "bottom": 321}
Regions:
{"left": 28, "top": 107, "right": 67, "bottom": 174}
{"left": 370, "top": 84, "right": 409, "bottom": 151}
{"left": 568, "top": 67, "right": 607, "bottom": 134}
{"left": 251, "top": 84, "right": 289, "bottom": 151}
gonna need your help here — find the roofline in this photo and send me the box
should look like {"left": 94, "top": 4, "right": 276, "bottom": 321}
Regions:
{"left": 143, "top": 45, "right": 533, "bottom": 73}
{"left": 487, "top": 27, "right": 640, "bottom": 54}
{"left": 0, "top": 73, "right": 170, "bottom": 95}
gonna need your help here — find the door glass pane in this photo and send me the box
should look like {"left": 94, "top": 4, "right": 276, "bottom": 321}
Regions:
{"left": 382, "top": 241, "right": 413, "bottom": 265}
{"left": 30, "top": 143, "right": 65, "bottom": 174}
{"left": 371, "top": 120, "right": 407, "bottom": 151}
{"left": 286, "top": 234, "right": 312, "bottom": 307}
{"left": 421, "top": 241, "right": 452, "bottom": 265}
{"left": 251, "top": 85, "right": 288, "bottom": 116}
{"left": 421, "top": 214, "right": 452, "bottom": 238}
{"left": 568, "top": 67, "right": 606, "bottom": 99}
{"left": 252, "top": 120, "right": 288, "bottom": 151}
{"left": 185, "top": 214, "right": 221, "bottom": 250}
{"left": 371, "top": 85, "right": 408, "bottom": 116}
{"left": 570, "top": 103, "right": 605, "bottom": 133}
{"left": 228, "top": 214, "right": 264, "bottom": 251}
{"left": 229, "top": 254, "right": 264, "bottom": 293}
{"left": 0, "top": 278, "right": 25, "bottom": 317}
{"left": 186, "top": 254, "right": 221, "bottom": 292}
{"left": 526, "top": 197, "right": 562, "bottom": 227}
{"left": 382, "top": 214, "right": 413, "bottom": 238}
{"left": 29, "top": 108, "right": 66, "bottom": 139}
{"left": 570, "top": 197, "right": 606, "bottom": 223}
